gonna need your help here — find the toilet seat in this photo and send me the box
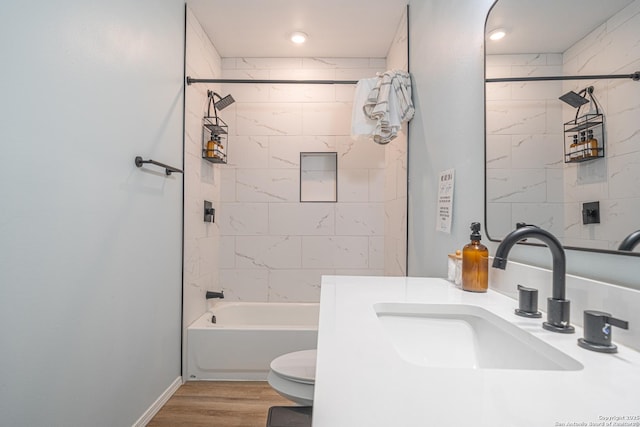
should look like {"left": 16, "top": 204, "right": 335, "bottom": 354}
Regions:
{"left": 270, "top": 349, "right": 316, "bottom": 384}
{"left": 268, "top": 349, "right": 316, "bottom": 406}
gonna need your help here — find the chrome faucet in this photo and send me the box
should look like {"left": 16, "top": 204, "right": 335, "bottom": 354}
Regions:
{"left": 492, "top": 225, "right": 574, "bottom": 333}
{"left": 618, "top": 230, "right": 640, "bottom": 251}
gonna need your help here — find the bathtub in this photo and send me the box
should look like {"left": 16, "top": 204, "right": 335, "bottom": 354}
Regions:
{"left": 187, "top": 301, "right": 319, "bottom": 380}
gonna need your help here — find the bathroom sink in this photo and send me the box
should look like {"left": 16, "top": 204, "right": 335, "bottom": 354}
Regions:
{"left": 374, "top": 303, "right": 583, "bottom": 371}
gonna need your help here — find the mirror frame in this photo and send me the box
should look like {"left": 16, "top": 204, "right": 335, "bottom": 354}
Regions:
{"left": 483, "top": 0, "right": 640, "bottom": 258}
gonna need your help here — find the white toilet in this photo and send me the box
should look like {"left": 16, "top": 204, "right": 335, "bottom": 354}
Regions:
{"left": 267, "top": 349, "right": 317, "bottom": 406}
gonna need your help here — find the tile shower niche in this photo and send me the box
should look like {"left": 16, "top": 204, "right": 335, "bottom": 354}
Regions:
{"left": 300, "top": 152, "right": 337, "bottom": 202}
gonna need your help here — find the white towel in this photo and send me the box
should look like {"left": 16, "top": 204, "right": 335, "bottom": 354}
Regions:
{"left": 351, "top": 77, "right": 378, "bottom": 138}
{"left": 362, "top": 70, "right": 414, "bottom": 144}
{"left": 391, "top": 71, "right": 414, "bottom": 122}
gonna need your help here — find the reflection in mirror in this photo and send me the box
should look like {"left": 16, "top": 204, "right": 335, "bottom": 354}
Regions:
{"left": 485, "top": 0, "right": 640, "bottom": 255}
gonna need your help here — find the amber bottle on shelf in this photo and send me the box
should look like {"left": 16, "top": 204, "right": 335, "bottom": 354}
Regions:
{"left": 206, "top": 135, "right": 216, "bottom": 158}
{"left": 462, "top": 222, "right": 489, "bottom": 293}
{"left": 206, "top": 134, "right": 221, "bottom": 158}
{"left": 586, "top": 129, "right": 598, "bottom": 158}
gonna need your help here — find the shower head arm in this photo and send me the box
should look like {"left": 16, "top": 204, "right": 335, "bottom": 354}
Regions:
{"left": 206, "top": 90, "right": 235, "bottom": 117}
{"left": 208, "top": 90, "right": 224, "bottom": 102}
{"left": 206, "top": 90, "right": 221, "bottom": 118}
{"left": 574, "top": 86, "right": 598, "bottom": 122}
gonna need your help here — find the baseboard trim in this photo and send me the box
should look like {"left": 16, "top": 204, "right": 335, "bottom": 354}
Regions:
{"left": 132, "top": 376, "right": 183, "bottom": 427}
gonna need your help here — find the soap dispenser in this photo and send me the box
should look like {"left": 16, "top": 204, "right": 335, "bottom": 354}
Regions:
{"left": 462, "top": 222, "right": 488, "bottom": 293}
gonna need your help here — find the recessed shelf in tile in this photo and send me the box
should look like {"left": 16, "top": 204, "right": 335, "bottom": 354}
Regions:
{"left": 300, "top": 152, "right": 337, "bottom": 202}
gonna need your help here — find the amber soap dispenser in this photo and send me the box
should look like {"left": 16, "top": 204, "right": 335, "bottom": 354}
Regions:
{"left": 462, "top": 222, "right": 488, "bottom": 292}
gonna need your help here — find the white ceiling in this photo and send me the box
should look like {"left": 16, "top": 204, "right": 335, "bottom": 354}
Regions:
{"left": 486, "top": 0, "right": 634, "bottom": 54}
{"left": 187, "top": 0, "right": 634, "bottom": 59}
{"left": 187, "top": 0, "right": 408, "bottom": 58}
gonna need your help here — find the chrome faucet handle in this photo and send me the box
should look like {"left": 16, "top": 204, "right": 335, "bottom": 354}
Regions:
{"left": 578, "top": 310, "right": 629, "bottom": 353}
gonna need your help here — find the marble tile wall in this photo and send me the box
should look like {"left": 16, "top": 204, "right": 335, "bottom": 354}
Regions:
{"left": 487, "top": 0, "right": 640, "bottom": 249}
{"left": 486, "top": 53, "right": 564, "bottom": 239}
{"left": 561, "top": 0, "right": 640, "bottom": 250}
{"left": 184, "top": 7, "right": 223, "bottom": 324}
{"left": 183, "top": 7, "right": 223, "bottom": 373}
{"left": 183, "top": 10, "right": 409, "bottom": 306}
{"left": 384, "top": 6, "right": 409, "bottom": 276}
{"left": 216, "top": 57, "right": 389, "bottom": 301}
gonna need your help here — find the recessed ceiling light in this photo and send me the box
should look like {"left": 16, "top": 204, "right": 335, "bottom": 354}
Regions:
{"left": 290, "top": 31, "right": 308, "bottom": 44}
{"left": 488, "top": 28, "right": 507, "bottom": 41}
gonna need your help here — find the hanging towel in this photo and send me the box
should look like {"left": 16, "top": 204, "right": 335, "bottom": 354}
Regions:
{"left": 363, "top": 70, "right": 414, "bottom": 144}
{"left": 351, "top": 77, "right": 378, "bottom": 138}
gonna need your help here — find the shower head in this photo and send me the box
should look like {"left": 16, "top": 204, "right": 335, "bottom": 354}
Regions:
{"left": 214, "top": 94, "right": 235, "bottom": 111}
{"left": 559, "top": 89, "right": 590, "bottom": 108}
{"left": 206, "top": 90, "right": 236, "bottom": 118}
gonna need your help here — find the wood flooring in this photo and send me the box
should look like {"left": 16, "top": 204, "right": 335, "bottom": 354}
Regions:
{"left": 148, "top": 381, "right": 291, "bottom": 427}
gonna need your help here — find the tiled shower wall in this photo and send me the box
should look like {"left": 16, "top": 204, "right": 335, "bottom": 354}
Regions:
{"left": 560, "top": 0, "right": 640, "bottom": 250}
{"left": 485, "top": 0, "right": 640, "bottom": 250}
{"left": 485, "top": 54, "right": 564, "bottom": 239}
{"left": 183, "top": 7, "right": 222, "bottom": 329}
{"left": 384, "top": 6, "right": 409, "bottom": 276}
{"left": 183, "top": 9, "right": 409, "bottom": 314}
{"left": 215, "top": 57, "right": 389, "bottom": 301}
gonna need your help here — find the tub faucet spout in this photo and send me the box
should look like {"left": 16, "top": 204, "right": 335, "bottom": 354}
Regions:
{"left": 618, "top": 229, "right": 640, "bottom": 251}
{"left": 492, "top": 225, "right": 574, "bottom": 333}
{"left": 206, "top": 290, "right": 224, "bottom": 299}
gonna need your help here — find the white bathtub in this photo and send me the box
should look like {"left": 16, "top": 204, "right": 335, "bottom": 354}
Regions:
{"left": 187, "top": 301, "right": 319, "bottom": 380}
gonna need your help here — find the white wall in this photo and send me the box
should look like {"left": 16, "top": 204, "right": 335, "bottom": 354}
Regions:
{"left": 0, "top": 0, "right": 184, "bottom": 425}
{"left": 408, "top": 0, "right": 640, "bottom": 291}
{"left": 408, "top": 0, "right": 496, "bottom": 276}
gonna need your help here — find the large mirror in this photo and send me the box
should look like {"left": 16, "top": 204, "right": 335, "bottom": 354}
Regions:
{"left": 485, "top": 0, "right": 640, "bottom": 256}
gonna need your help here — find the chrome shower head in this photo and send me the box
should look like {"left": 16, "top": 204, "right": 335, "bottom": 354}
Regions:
{"left": 214, "top": 94, "right": 235, "bottom": 110}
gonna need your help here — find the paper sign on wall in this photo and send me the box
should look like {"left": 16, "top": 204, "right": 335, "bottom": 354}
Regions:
{"left": 436, "top": 169, "right": 455, "bottom": 233}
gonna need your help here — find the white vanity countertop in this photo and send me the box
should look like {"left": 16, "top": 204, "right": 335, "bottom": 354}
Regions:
{"left": 312, "top": 276, "right": 640, "bottom": 427}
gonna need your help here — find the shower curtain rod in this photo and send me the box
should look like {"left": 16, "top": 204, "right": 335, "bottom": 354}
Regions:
{"left": 486, "top": 71, "right": 640, "bottom": 83}
{"left": 187, "top": 77, "right": 358, "bottom": 85}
